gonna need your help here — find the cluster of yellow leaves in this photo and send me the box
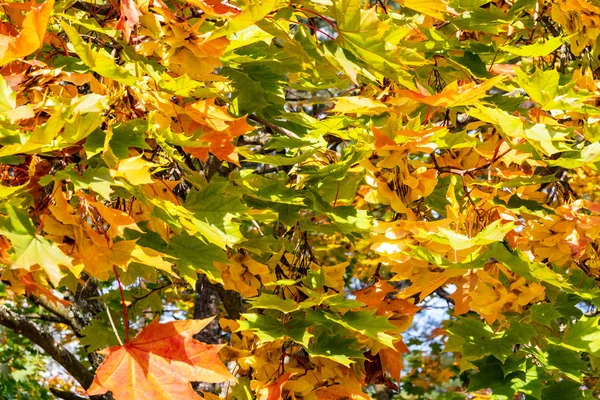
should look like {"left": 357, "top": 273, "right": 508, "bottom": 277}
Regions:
{"left": 570, "top": 167, "right": 600, "bottom": 202}
{"left": 223, "top": 329, "right": 376, "bottom": 400}
{"left": 552, "top": 0, "right": 600, "bottom": 54}
{"left": 215, "top": 254, "right": 414, "bottom": 398}
{"left": 370, "top": 218, "right": 464, "bottom": 299}
{"left": 131, "top": 2, "right": 254, "bottom": 163}
{"left": 44, "top": 187, "right": 174, "bottom": 281}
{"left": 362, "top": 126, "right": 439, "bottom": 215}
{"left": 450, "top": 265, "right": 545, "bottom": 324}
{"left": 515, "top": 200, "right": 600, "bottom": 272}
{"left": 216, "top": 254, "right": 272, "bottom": 297}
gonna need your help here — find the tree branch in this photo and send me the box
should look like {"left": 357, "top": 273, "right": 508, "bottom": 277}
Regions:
{"left": 50, "top": 388, "right": 87, "bottom": 400}
{"left": 434, "top": 288, "right": 455, "bottom": 306}
{"left": 28, "top": 294, "right": 84, "bottom": 336}
{"left": 0, "top": 305, "right": 94, "bottom": 389}
{"left": 24, "top": 313, "right": 69, "bottom": 324}
{"left": 248, "top": 114, "right": 301, "bottom": 139}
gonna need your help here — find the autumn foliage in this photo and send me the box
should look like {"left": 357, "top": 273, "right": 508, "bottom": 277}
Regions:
{"left": 0, "top": 0, "right": 600, "bottom": 399}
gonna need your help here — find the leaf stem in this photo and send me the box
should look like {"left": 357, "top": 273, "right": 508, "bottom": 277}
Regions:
{"left": 112, "top": 265, "right": 130, "bottom": 343}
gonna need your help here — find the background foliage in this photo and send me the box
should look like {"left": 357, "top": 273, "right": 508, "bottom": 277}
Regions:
{"left": 1, "top": 0, "right": 600, "bottom": 398}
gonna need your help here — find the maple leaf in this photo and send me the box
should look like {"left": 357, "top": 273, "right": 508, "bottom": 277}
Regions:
{"left": 396, "top": 76, "right": 505, "bottom": 108}
{"left": 86, "top": 318, "right": 235, "bottom": 399}
{"left": 4, "top": 0, "right": 600, "bottom": 397}
{"left": 379, "top": 340, "right": 409, "bottom": 381}
{"left": 10, "top": 235, "right": 73, "bottom": 287}
{"left": 111, "top": 156, "right": 156, "bottom": 185}
{"left": 116, "top": 0, "right": 142, "bottom": 42}
{"left": 180, "top": 99, "right": 254, "bottom": 164}
{"left": 185, "top": 0, "right": 240, "bottom": 17}
{"left": 0, "top": 0, "right": 54, "bottom": 65}
{"left": 398, "top": 0, "right": 448, "bottom": 19}
{"left": 254, "top": 372, "right": 293, "bottom": 400}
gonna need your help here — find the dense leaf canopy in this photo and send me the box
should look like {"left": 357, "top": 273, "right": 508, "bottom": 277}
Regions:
{"left": 1, "top": 0, "right": 600, "bottom": 399}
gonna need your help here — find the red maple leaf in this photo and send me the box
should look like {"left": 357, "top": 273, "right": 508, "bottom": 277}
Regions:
{"left": 86, "top": 318, "right": 235, "bottom": 399}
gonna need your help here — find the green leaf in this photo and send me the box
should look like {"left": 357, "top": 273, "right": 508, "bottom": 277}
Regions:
{"left": 528, "top": 303, "right": 563, "bottom": 326}
{"left": 541, "top": 380, "right": 587, "bottom": 400}
{"left": 319, "top": 310, "right": 398, "bottom": 349}
{"left": 445, "top": 318, "right": 529, "bottom": 364}
{"left": 109, "top": 119, "right": 152, "bottom": 159}
{"left": 184, "top": 180, "right": 249, "bottom": 247}
{"left": 514, "top": 67, "right": 559, "bottom": 106}
{"left": 166, "top": 232, "right": 227, "bottom": 285}
{"left": 247, "top": 293, "right": 300, "bottom": 313}
{"left": 546, "top": 346, "right": 588, "bottom": 381}
{"left": 307, "top": 334, "right": 365, "bottom": 366}
{"left": 61, "top": 21, "right": 137, "bottom": 84}
{"left": 40, "top": 166, "right": 117, "bottom": 200}
{"left": 468, "top": 356, "right": 520, "bottom": 400}
{"left": 501, "top": 36, "right": 569, "bottom": 57}
{"left": 560, "top": 316, "right": 600, "bottom": 356}
{"left": 9, "top": 235, "right": 73, "bottom": 287}
{"left": 80, "top": 318, "right": 124, "bottom": 353}
{"left": 237, "top": 313, "right": 313, "bottom": 345}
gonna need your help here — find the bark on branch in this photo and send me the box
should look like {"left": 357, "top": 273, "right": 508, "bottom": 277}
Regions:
{"left": 0, "top": 305, "right": 94, "bottom": 389}
{"left": 248, "top": 114, "right": 300, "bottom": 139}
{"left": 50, "top": 388, "right": 87, "bottom": 400}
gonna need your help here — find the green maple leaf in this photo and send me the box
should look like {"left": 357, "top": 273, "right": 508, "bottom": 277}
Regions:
{"left": 307, "top": 334, "right": 365, "bottom": 366}
{"left": 166, "top": 232, "right": 227, "bottom": 285}
{"left": 559, "top": 316, "right": 600, "bottom": 356}
{"left": 61, "top": 21, "right": 137, "bottom": 84}
{"left": 247, "top": 294, "right": 300, "bottom": 313}
{"left": 80, "top": 319, "right": 125, "bottom": 353}
{"left": 541, "top": 380, "right": 589, "bottom": 400}
{"left": 237, "top": 313, "right": 313, "bottom": 345}
{"left": 528, "top": 303, "right": 563, "bottom": 326}
{"left": 320, "top": 310, "right": 398, "bottom": 349}
{"left": 468, "top": 356, "right": 521, "bottom": 400}
{"left": 184, "top": 180, "right": 249, "bottom": 247}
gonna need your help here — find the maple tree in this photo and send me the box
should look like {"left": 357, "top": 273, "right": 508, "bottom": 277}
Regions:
{"left": 1, "top": 0, "right": 600, "bottom": 398}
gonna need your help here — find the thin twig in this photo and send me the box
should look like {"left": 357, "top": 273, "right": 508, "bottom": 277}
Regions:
{"left": 248, "top": 114, "right": 300, "bottom": 139}
{"left": 98, "top": 285, "right": 123, "bottom": 346}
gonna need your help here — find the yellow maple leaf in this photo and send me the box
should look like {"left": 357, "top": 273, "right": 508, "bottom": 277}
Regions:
{"left": 398, "top": 0, "right": 447, "bottom": 19}
{"left": 396, "top": 76, "right": 505, "bottom": 108}
{"left": 111, "top": 155, "right": 156, "bottom": 185}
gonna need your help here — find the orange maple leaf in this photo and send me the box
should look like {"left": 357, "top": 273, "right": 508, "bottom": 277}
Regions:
{"left": 181, "top": 100, "right": 254, "bottom": 164}
{"left": 116, "top": 0, "right": 142, "bottom": 42}
{"left": 0, "top": 0, "right": 54, "bottom": 65}
{"left": 86, "top": 318, "right": 235, "bottom": 399}
{"left": 380, "top": 340, "right": 409, "bottom": 382}
{"left": 256, "top": 372, "right": 293, "bottom": 400}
